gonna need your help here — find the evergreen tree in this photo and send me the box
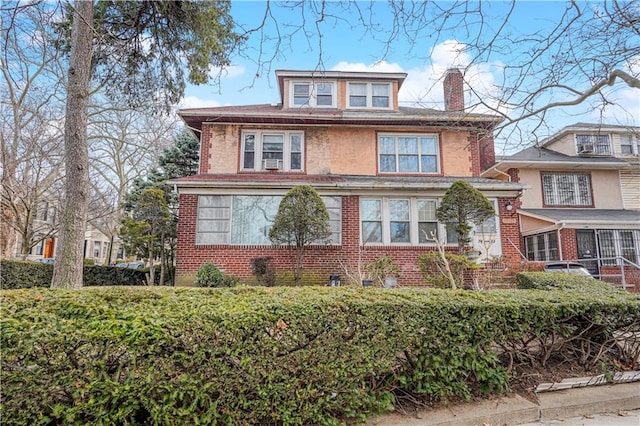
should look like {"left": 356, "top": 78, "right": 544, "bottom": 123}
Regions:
{"left": 269, "top": 186, "right": 331, "bottom": 286}
{"left": 436, "top": 180, "right": 495, "bottom": 254}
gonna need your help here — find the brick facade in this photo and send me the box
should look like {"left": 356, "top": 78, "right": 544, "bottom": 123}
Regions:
{"left": 175, "top": 194, "right": 524, "bottom": 287}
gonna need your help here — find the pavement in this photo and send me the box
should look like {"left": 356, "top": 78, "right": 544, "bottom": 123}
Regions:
{"left": 367, "top": 381, "right": 640, "bottom": 426}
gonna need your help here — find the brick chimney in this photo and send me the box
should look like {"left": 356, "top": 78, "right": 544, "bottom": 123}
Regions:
{"left": 443, "top": 68, "right": 464, "bottom": 111}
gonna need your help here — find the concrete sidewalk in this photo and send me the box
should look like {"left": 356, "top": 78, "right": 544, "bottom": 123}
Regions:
{"left": 367, "top": 382, "right": 640, "bottom": 426}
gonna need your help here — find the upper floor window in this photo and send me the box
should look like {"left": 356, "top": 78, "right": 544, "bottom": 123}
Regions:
{"left": 347, "top": 82, "right": 391, "bottom": 109}
{"left": 541, "top": 172, "right": 593, "bottom": 207}
{"left": 378, "top": 134, "right": 439, "bottom": 174}
{"left": 576, "top": 134, "right": 610, "bottom": 155}
{"left": 241, "top": 131, "right": 303, "bottom": 172}
{"left": 291, "top": 82, "right": 336, "bottom": 108}
{"left": 620, "top": 134, "right": 639, "bottom": 155}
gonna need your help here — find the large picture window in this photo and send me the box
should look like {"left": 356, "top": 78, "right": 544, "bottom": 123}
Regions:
{"left": 542, "top": 172, "right": 592, "bottom": 206}
{"left": 347, "top": 82, "right": 392, "bottom": 109}
{"left": 379, "top": 134, "right": 439, "bottom": 174}
{"left": 197, "top": 195, "right": 341, "bottom": 245}
{"left": 241, "top": 131, "right": 304, "bottom": 172}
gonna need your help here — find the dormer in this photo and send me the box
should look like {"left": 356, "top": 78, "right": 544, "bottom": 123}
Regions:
{"left": 276, "top": 70, "right": 407, "bottom": 111}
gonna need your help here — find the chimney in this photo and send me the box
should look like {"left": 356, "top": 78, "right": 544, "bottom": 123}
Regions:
{"left": 443, "top": 68, "right": 464, "bottom": 111}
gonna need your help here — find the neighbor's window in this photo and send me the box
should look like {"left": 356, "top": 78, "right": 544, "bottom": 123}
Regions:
{"left": 542, "top": 172, "right": 592, "bottom": 206}
{"left": 291, "top": 82, "right": 336, "bottom": 108}
{"left": 620, "top": 134, "right": 639, "bottom": 155}
{"left": 197, "top": 195, "right": 341, "bottom": 245}
{"left": 576, "top": 134, "right": 610, "bottom": 155}
{"left": 524, "top": 232, "right": 559, "bottom": 261}
{"left": 379, "top": 134, "right": 439, "bottom": 173}
{"left": 347, "top": 82, "right": 392, "bottom": 109}
{"left": 241, "top": 131, "right": 304, "bottom": 172}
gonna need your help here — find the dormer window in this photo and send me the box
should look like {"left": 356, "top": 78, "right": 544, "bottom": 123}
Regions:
{"left": 576, "top": 134, "right": 610, "bottom": 155}
{"left": 347, "top": 82, "right": 391, "bottom": 109}
{"left": 290, "top": 82, "right": 336, "bottom": 108}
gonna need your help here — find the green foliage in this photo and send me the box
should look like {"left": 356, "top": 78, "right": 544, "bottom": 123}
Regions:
{"left": 0, "top": 260, "right": 147, "bottom": 289}
{"left": 269, "top": 185, "right": 331, "bottom": 285}
{"left": 436, "top": 180, "right": 495, "bottom": 253}
{"left": 515, "top": 272, "right": 618, "bottom": 292}
{"left": 418, "top": 251, "right": 479, "bottom": 289}
{"left": 2, "top": 285, "right": 637, "bottom": 425}
{"left": 55, "top": 1, "right": 243, "bottom": 109}
{"left": 194, "top": 262, "right": 237, "bottom": 288}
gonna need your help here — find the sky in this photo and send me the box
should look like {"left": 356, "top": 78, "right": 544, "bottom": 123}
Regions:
{"left": 179, "top": 1, "right": 640, "bottom": 154}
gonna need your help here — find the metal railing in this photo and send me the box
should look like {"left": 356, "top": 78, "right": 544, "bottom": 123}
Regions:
{"left": 577, "top": 256, "right": 640, "bottom": 291}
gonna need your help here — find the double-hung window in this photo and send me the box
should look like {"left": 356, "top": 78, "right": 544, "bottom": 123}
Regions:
{"left": 379, "top": 134, "right": 439, "bottom": 173}
{"left": 542, "top": 172, "right": 592, "bottom": 207}
{"left": 576, "top": 134, "right": 611, "bottom": 155}
{"left": 360, "top": 198, "right": 439, "bottom": 245}
{"left": 347, "top": 82, "right": 391, "bottom": 109}
{"left": 620, "top": 134, "right": 639, "bottom": 155}
{"left": 291, "top": 82, "right": 336, "bottom": 108}
{"left": 197, "top": 195, "right": 342, "bottom": 245}
{"left": 241, "top": 131, "right": 304, "bottom": 172}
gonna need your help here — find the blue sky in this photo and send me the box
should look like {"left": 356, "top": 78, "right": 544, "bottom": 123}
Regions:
{"left": 180, "top": 1, "right": 639, "bottom": 153}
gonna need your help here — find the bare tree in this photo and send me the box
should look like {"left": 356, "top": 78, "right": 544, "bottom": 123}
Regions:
{"left": 1, "top": 1, "right": 66, "bottom": 259}
{"left": 237, "top": 1, "right": 638, "bottom": 146}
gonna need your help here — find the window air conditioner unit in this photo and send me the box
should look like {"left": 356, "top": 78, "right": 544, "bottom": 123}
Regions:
{"left": 578, "top": 144, "right": 594, "bottom": 154}
{"left": 263, "top": 159, "right": 282, "bottom": 170}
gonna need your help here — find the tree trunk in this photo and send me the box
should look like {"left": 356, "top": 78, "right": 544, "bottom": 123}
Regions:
{"left": 51, "top": 0, "right": 93, "bottom": 289}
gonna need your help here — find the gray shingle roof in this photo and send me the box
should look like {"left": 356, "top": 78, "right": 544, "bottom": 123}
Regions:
{"left": 520, "top": 208, "right": 640, "bottom": 225}
{"left": 504, "top": 147, "right": 627, "bottom": 164}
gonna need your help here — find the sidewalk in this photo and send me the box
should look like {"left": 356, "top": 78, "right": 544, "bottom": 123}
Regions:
{"left": 367, "top": 382, "right": 640, "bottom": 426}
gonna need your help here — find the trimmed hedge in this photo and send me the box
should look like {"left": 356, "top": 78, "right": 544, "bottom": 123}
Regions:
{"left": 1, "top": 285, "right": 638, "bottom": 425}
{"left": 0, "top": 260, "right": 148, "bottom": 289}
{"left": 515, "top": 271, "right": 617, "bottom": 292}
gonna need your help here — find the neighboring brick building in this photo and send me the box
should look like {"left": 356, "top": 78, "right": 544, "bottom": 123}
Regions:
{"left": 483, "top": 123, "right": 640, "bottom": 287}
{"left": 170, "top": 69, "right": 525, "bottom": 286}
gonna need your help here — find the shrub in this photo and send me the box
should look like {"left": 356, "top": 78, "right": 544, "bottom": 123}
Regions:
{"left": 2, "top": 285, "right": 637, "bottom": 425}
{"left": 515, "top": 272, "right": 617, "bottom": 292}
{"left": 194, "top": 261, "right": 237, "bottom": 287}
{"left": 417, "top": 251, "right": 479, "bottom": 288}
{"left": 251, "top": 256, "right": 276, "bottom": 286}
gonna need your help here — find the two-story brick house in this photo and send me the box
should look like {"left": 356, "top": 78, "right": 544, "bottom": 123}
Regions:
{"left": 483, "top": 123, "right": 640, "bottom": 281}
{"left": 171, "top": 69, "right": 525, "bottom": 286}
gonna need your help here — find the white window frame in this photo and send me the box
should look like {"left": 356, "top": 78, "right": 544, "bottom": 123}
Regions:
{"left": 289, "top": 81, "right": 337, "bottom": 108}
{"left": 378, "top": 133, "right": 440, "bottom": 174}
{"left": 196, "top": 195, "right": 341, "bottom": 246}
{"left": 620, "top": 134, "right": 640, "bottom": 155}
{"left": 346, "top": 81, "right": 393, "bottom": 110}
{"left": 360, "top": 197, "right": 443, "bottom": 245}
{"left": 241, "top": 130, "right": 304, "bottom": 172}
{"left": 524, "top": 231, "right": 559, "bottom": 261}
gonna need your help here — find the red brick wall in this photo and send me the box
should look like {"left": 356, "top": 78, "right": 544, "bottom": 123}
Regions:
{"left": 176, "top": 194, "right": 525, "bottom": 287}
{"left": 498, "top": 197, "right": 523, "bottom": 263}
{"left": 443, "top": 69, "right": 464, "bottom": 111}
{"left": 559, "top": 228, "right": 578, "bottom": 260}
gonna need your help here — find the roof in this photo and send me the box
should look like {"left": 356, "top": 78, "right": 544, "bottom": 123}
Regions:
{"left": 168, "top": 173, "right": 525, "bottom": 195}
{"left": 540, "top": 122, "right": 640, "bottom": 147}
{"left": 519, "top": 208, "right": 640, "bottom": 229}
{"left": 179, "top": 104, "right": 501, "bottom": 131}
{"left": 482, "top": 146, "right": 629, "bottom": 178}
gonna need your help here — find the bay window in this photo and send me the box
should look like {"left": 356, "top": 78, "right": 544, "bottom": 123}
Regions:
{"left": 241, "top": 131, "right": 304, "bottom": 172}
{"left": 379, "top": 134, "right": 439, "bottom": 173}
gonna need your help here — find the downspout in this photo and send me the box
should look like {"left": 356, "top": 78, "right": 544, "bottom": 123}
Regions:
{"left": 557, "top": 222, "right": 566, "bottom": 260}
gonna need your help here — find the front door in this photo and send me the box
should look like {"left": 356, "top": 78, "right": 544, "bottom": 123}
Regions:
{"left": 576, "top": 230, "right": 599, "bottom": 277}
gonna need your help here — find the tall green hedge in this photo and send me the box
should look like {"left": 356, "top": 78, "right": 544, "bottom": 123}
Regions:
{"left": 1, "top": 285, "right": 638, "bottom": 425}
{"left": 0, "top": 260, "right": 151, "bottom": 289}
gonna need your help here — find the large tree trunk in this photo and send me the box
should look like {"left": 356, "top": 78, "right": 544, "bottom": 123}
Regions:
{"left": 51, "top": 0, "right": 93, "bottom": 289}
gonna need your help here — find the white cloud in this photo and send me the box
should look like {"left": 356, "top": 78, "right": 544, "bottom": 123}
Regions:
{"left": 330, "top": 60, "right": 405, "bottom": 73}
{"left": 179, "top": 96, "right": 222, "bottom": 109}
